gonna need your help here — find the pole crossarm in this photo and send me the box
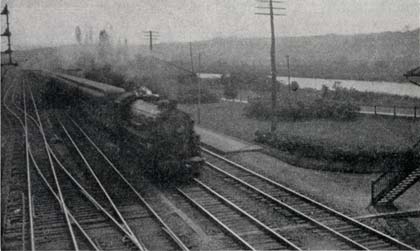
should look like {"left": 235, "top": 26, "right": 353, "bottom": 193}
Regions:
{"left": 143, "top": 30, "right": 159, "bottom": 51}
{"left": 255, "top": 13, "right": 286, "bottom": 16}
{"left": 256, "top": 6, "right": 286, "bottom": 9}
{"left": 257, "top": 0, "right": 285, "bottom": 3}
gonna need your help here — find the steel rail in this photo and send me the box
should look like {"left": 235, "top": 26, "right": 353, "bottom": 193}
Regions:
{"left": 3, "top": 82, "right": 100, "bottom": 251}
{"left": 191, "top": 178, "right": 301, "bottom": 250}
{"left": 28, "top": 151, "right": 102, "bottom": 251}
{"left": 67, "top": 116, "right": 190, "bottom": 251}
{"left": 6, "top": 82, "right": 99, "bottom": 250}
{"left": 0, "top": 86, "right": 30, "bottom": 250}
{"left": 47, "top": 145, "right": 141, "bottom": 246}
{"left": 203, "top": 162, "right": 368, "bottom": 250}
{"left": 2, "top": 80, "right": 35, "bottom": 249}
{"left": 58, "top": 120, "right": 147, "bottom": 251}
{"left": 21, "top": 192, "right": 26, "bottom": 251}
{"left": 22, "top": 82, "right": 36, "bottom": 251}
{"left": 201, "top": 147, "right": 416, "bottom": 250}
{"left": 27, "top": 85, "right": 79, "bottom": 251}
{"left": 177, "top": 188, "right": 256, "bottom": 251}
{"left": 7, "top": 84, "right": 140, "bottom": 248}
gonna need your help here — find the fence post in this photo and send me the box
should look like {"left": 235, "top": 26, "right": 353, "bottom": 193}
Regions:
{"left": 374, "top": 105, "right": 377, "bottom": 115}
{"left": 414, "top": 106, "right": 417, "bottom": 119}
{"left": 393, "top": 106, "right": 396, "bottom": 118}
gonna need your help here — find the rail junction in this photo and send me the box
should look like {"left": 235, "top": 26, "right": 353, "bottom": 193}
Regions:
{"left": 1, "top": 70, "right": 417, "bottom": 250}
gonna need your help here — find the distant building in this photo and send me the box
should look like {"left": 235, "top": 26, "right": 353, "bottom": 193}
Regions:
{"left": 197, "top": 73, "right": 223, "bottom": 87}
{"left": 404, "top": 66, "right": 420, "bottom": 86}
{"left": 197, "top": 73, "right": 223, "bottom": 79}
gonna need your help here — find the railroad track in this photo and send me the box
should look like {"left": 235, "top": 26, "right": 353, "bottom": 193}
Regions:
{"left": 3, "top": 70, "right": 415, "bottom": 250}
{"left": 177, "top": 181, "right": 300, "bottom": 250}
{"left": 3, "top": 77, "right": 142, "bottom": 250}
{"left": 66, "top": 113, "right": 248, "bottom": 250}
{"left": 27, "top": 73, "right": 189, "bottom": 250}
{"left": 54, "top": 113, "right": 189, "bottom": 251}
{"left": 61, "top": 105, "right": 301, "bottom": 250}
{"left": 200, "top": 147, "right": 416, "bottom": 250}
{"left": 1, "top": 103, "right": 30, "bottom": 250}
{"left": 3, "top": 79, "right": 97, "bottom": 250}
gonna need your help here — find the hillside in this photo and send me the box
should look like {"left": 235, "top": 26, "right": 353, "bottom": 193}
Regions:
{"left": 150, "top": 29, "right": 420, "bottom": 82}
{"left": 14, "top": 29, "right": 420, "bottom": 83}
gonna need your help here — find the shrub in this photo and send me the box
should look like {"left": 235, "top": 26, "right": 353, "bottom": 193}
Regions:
{"left": 224, "top": 82, "right": 239, "bottom": 99}
{"left": 243, "top": 99, "right": 272, "bottom": 120}
{"left": 177, "top": 87, "right": 219, "bottom": 104}
{"left": 321, "top": 85, "right": 329, "bottom": 98}
{"left": 245, "top": 98, "right": 360, "bottom": 121}
{"left": 255, "top": 130, "right": 412, "bottom": 172}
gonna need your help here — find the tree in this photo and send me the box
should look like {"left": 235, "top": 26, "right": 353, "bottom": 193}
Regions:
{"left": 99, "top": 30, "right": 110, "bottom": 45}
{"left": 98, "top": 29, "right": 111, "bottom": 62}
{"left": 75, "top": 26, "right": 82, "bottom": 44}
{"left": 222, "top": 74, "right": 238, "bottom": 99}
{"left": 88, "top": 27, "right": 93, "bottom": 43}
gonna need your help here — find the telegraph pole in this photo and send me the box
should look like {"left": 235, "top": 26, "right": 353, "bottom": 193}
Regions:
{"left": 189, "top": 42, "right": 202, "bottom": 124}
{"left": 1, "top": 4, "right": 17, "bottom": 66}
{"left": 143, "top": 30, "right": 159, "bottom": 51}
{"left": 286, "top": 55, "right": 291, "bottom": 92}
{"left": 197, "top": 53, "right": 202, "bottom": 124}
{"left": 255, "top": 0, "right": 286, "bottom": 132}
{"left": 189, "top": 42, "right": 195, "bottom": 73}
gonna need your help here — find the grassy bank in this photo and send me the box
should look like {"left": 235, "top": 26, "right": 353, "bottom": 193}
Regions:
{"left": 180, "top": 102, "right": 420, "bottom": 172}
{"left": 234, "top": 82, "right": 420, "bottom": 108}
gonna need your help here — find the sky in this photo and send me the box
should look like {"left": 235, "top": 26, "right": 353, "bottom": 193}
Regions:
{"left": 1, "top": 0, "right": 419, "bottom": 49}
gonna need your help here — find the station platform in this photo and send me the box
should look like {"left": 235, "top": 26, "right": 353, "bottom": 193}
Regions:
{"left": 195, "top": 126, "right": 262, "bottom": 154}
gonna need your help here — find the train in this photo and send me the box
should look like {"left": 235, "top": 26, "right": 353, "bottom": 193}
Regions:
{"left": 35, "top": 70, "right": 203, "bottom": 182}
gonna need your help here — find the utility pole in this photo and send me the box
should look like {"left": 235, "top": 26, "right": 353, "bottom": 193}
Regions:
{"left": 189, "top": 42, "right": 202, "bottom": 124}
{"left": 1, "top": 4, "right": 17, "bottom": 66}
{"left": 189, "top": 42, "right": 195, "bottom": 73}
{"left": 255, "top": 0, "right": 286, "bottom": 132}
{"left": 143, "top": 30, "right": 159, "bottom": 51}
{"left": 197, "top": 53, "right": 202, "bottom": 124}
{"left": 286, "top": 55, "right": 291, "bottom": 92}
{"left": 190, "top": 42, "right": 201, "bottom": 124}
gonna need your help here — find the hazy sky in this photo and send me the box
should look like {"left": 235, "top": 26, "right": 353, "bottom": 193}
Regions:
{"left": 1, "top": 0, "right": 419, "bottom": 48}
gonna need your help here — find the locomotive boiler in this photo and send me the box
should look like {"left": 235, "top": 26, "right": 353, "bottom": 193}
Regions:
{"left": 37, "top": 71, "right": 203, "bottom": 182}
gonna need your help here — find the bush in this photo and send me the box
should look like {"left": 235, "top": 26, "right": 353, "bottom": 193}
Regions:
{"left": 243, "top": 99, "right": 272, "bottom": 120}
{"left": 244, "top": 98, "right": 360, "bottom": 121}
{"left": 255, "top": 130, "right": 412, "bottom": 172}
{"left": 177, "top": 87, "right": 219, "bottom": 104}
{"left": 224, "top": 82, "right": 239, "bottom": 99}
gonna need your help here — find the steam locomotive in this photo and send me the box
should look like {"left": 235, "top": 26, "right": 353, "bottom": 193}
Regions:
{"left": 36, "top": 71, "right": 203, "bottom": 181}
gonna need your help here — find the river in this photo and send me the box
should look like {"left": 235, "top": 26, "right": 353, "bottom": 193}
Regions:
{"left": 199, "top": 73, "right": 420, "bottom": 98}
{"left": 276, "top": 76, "right": 420, "bottom": 98}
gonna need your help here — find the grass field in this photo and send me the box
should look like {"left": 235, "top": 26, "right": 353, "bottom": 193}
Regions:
{"left": 180, "top": 101, "right": 420, "bottom": 171}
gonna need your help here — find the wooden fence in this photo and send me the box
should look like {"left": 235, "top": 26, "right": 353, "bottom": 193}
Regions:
{"left": 359, "top": 105, "right": 418, "bottom": 119}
